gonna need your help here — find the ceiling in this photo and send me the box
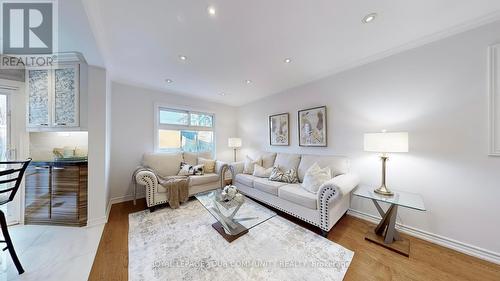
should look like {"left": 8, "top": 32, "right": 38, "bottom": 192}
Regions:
{"left": 83, "top": 0, "right": 500, "bottom": 106}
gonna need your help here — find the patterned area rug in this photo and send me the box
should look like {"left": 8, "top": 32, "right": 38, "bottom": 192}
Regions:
{"left": 129, "top": 200, "right": 354, "bottom": 281}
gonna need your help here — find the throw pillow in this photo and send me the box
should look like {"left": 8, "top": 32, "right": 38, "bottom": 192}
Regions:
{"left": 198, "top": 157, "right": 216, "bottom": 173}
{"left": 301, "top": 162, "right": 331, "bottom": 193}
{"left": 178, "top": 162, "right": 192, "bottom": 176}
{"left": 192, "top": 164, "right": 205, "bottom": 175}
{"left": 268, "top": 166, "right": 299, "bottom": 183}
{"left": 178, "top": 163, "right": 205, "bottom": 176}
{"left": 252, "top": 164, "right": 273, "bottom": 178}
{"left": 243, "top": 156, "right": 262, "bottom": 174}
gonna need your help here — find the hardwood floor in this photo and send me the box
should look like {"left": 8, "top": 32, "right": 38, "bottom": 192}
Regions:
{"left": 89, "top": 199, "right": 500, "bottom": 281}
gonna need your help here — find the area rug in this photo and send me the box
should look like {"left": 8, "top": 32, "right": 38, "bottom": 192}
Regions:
{"left": 129, "top": 200, "right": 354, "bottom": 281}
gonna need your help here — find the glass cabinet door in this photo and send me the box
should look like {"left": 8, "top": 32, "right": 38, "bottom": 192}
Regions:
{"left": 27, "top": 69, "right": 50, "bottom": 127}
{"left": 53, "top": 65, "right": 79, "bottom": 127}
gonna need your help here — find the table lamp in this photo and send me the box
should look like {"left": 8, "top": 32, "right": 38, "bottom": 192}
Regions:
{"left": 228, "top": 138, "right": 242, "bottom": 162}
{"left": 364, "top": 131, "right": 408, "bottom": 196}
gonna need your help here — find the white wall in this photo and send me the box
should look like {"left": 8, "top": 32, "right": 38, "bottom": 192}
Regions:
{"left": 29, "top": 132, "right": 88, "bottom": 160}
{"left": 87, "top": 66, "right": 110, "bottom": 225}
{"left": 109, "top": 82, "right": 237, "bottom": 200}
{"left": 237, "top": 21, "right": 500, "bottom": 258}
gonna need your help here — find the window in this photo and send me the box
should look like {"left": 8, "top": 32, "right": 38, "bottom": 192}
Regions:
{"left": 155, "top": 107, "right": 215, "bottom": 154}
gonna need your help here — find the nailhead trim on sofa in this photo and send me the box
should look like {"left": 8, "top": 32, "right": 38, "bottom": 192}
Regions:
{"left": 319, "top": 185, "right": 337, "bottom": 231}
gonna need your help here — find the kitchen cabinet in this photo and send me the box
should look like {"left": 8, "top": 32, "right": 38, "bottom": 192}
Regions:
{"left": 26, "top": 53, "right": 87, "bottom": 131}
{"left": 24, "top": 161, "right": 87, "bottom": 226}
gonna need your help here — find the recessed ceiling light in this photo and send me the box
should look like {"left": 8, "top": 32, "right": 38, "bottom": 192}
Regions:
{"left": 165, "top": 79, "right": 173, "bottom": 83}
{"left": 179, "top": 55, "right": 187, "bottom": 61}
{"left": 362, "top": 13, "right": 377, "bottom": 23}
{"left": 284, "top": 58, "right": 292, "bottom": 63}
{"left": 219, "top": 93, "right": 226, "bottom": 96}
{"left": 245, "top": 79, "right": 252, "bottom": 84}
{"left": 207, "top": 6, "right": 216, "bottom": 16}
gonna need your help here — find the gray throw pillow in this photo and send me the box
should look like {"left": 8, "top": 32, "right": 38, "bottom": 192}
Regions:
{"left": 268, "top": 166, "right": 298, "bottom": 183}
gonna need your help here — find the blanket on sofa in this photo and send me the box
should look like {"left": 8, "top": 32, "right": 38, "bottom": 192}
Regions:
{"left": 133, "top": 167, "right": 189, "bottom": 209}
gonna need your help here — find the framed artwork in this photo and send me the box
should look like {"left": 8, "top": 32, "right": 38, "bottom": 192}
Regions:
{"left": 269, "top": 113, "right": 289, "bottom": 146}
{"left": 489, "top": 44, "right": 500, "bottom": 156}
{"left": 298, "top": 106, "right": 327, "bottom": 147}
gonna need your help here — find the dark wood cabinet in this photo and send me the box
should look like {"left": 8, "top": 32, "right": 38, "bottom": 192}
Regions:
{"left": 25, "top": 162, "right": 87, "bottom": 226}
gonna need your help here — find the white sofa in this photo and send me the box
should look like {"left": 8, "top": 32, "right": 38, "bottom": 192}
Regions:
{"left": 231, "top": 152, "right": 359, "bottom": 236}
{"left": 135, "top": 152, "right": 226, "bottom": 209}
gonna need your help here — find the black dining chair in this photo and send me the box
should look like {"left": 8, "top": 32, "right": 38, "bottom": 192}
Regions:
{"left": 0, "top": 158, "right": 31, "bottom": 275}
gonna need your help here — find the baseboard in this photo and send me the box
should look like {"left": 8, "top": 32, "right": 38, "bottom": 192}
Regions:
{"left": 109, "top": 193, "right": 145, "bottom": 205}
{"left": 347, "top": 209, "right": 500, "bottom": 265}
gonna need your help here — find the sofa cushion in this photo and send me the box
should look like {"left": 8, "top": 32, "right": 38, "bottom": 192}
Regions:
{"left": 235, "top": 174, "right": 257, "bottom": 187}
{"left": 183, "top": 152, "right": 198, "bottom": 166}
{"left": 274, "top": 153, "right": 301, "bottom": 171}
{"left": 297, "top": 154, "right": 349, "bottom": 182}
{"left": 183, "top": 152, "right": 212, "bottom": 166}
{"left": 278, "top": 184, "right": 318, "bottom": 210}
{"left": 252, "top": 164, "right": 273, "bottom": 178}
{"left": 253, "top": 178, "right": 286, "bottom": 196}
{"left": 261, "top": 152, "right": 277, "bottom": 168}
{"left": 189, "top": 173, "right": 219, "bottom": 187}
{"left": 243, "top": 155, "right": 262, "bottom": 174}
{"left": 142, "top": 153, "right": 183, "bottom": 177}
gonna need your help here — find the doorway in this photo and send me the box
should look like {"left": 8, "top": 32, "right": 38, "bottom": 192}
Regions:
{"left": 0, "top": 92, "right": 20, "bottom": 224}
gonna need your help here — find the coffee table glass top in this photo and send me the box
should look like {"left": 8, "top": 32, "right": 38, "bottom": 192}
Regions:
{"left": 195, "top": 190, "right": 277, "bottom": 236}
{"left": 353, "top": 185, "right": 426, "bottom": 211}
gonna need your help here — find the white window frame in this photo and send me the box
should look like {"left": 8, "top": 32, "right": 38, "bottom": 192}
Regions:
{"left": 154, "top": 103, "right": 216, "bottom": 155}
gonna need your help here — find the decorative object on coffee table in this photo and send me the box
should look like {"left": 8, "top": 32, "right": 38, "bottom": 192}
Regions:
{"left": 298, "top": 106, "right": 327, "bottom": 147}
{"left": 269, "top": 113, "right": 289, "bottom": 146}
{"left": 364, "top": 131, "right": 408, "bottom": 196}
{"left": 214, "top": 185, "right": 245, "bottom": 219}
{"left": 228, "top": 137, "right": 242, "bottom": 161}
{"left": 353, "top": 185, "right": 425, "bottom": 257}
{"left": 196, "top": 189, "right": 276, "bottom": 242}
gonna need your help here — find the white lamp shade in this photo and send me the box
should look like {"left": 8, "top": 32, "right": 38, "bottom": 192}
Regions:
{"left": 228, "top": 138, "right": 242, "bottom": 148}
{"left": 364, "top": 132, "right": 408, "bottom": 153}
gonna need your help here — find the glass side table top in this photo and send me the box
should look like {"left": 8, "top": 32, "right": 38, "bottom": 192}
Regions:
{"left": 195, "top": 190, "right": 277, "bottom": 235}
{"left": 353, "top": 185, "right": 426, "bottom": 211}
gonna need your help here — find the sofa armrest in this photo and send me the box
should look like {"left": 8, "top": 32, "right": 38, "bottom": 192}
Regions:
{"left": 215, "top": 160, "right": 227, "bottom": 175}
{"left": 229, "top": 161, "right": 244, "bottom": 175}
{"left": 317, "top": 173, "right": 359, "bottom": 231}
{"left": 327, "top": 173, "right": 360, "bottom": 196}
{"left": 135, "top": 170, "right": 158, "bottom": 207}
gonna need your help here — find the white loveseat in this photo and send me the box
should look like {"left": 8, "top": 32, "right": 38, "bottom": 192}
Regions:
{"left": 231, "top": 152, "right": 359, "bottom": 236}
{"left": 135, "top": 152, "right": 226, "bottom": 209}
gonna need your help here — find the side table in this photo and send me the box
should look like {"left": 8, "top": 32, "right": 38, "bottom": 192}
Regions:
{"left": 352, "top": 185, "right": 426, "bottom": 257}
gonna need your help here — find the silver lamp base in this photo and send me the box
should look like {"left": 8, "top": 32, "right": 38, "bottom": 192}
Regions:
{"left": 374, "top": 185, "right": 394, "bottom": 196}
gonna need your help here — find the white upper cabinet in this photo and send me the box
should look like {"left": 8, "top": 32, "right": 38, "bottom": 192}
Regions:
{"left": 26, "top": 53, "right": 87, "bottom": 131}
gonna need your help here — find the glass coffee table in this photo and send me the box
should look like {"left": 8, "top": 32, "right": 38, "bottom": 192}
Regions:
{"left": 353, "top": 185, "right": 426, "bottom": 257}
{"left": 195, "top": 190, "right": 276, "bottom": 242}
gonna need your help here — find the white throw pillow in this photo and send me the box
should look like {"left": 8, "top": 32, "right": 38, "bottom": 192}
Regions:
{"left": 243, "top": 156, "right": 262, "bottom": 174}
{"left": 252, "top": 164, "right": 273, "bottom": 178}
{"left": 301, "top": 162, "right": 331, "bottom": 193}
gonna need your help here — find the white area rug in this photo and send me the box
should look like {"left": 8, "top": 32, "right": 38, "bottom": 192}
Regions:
{"left": 129, "top": 200, "right": 354, "bottom": 281}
